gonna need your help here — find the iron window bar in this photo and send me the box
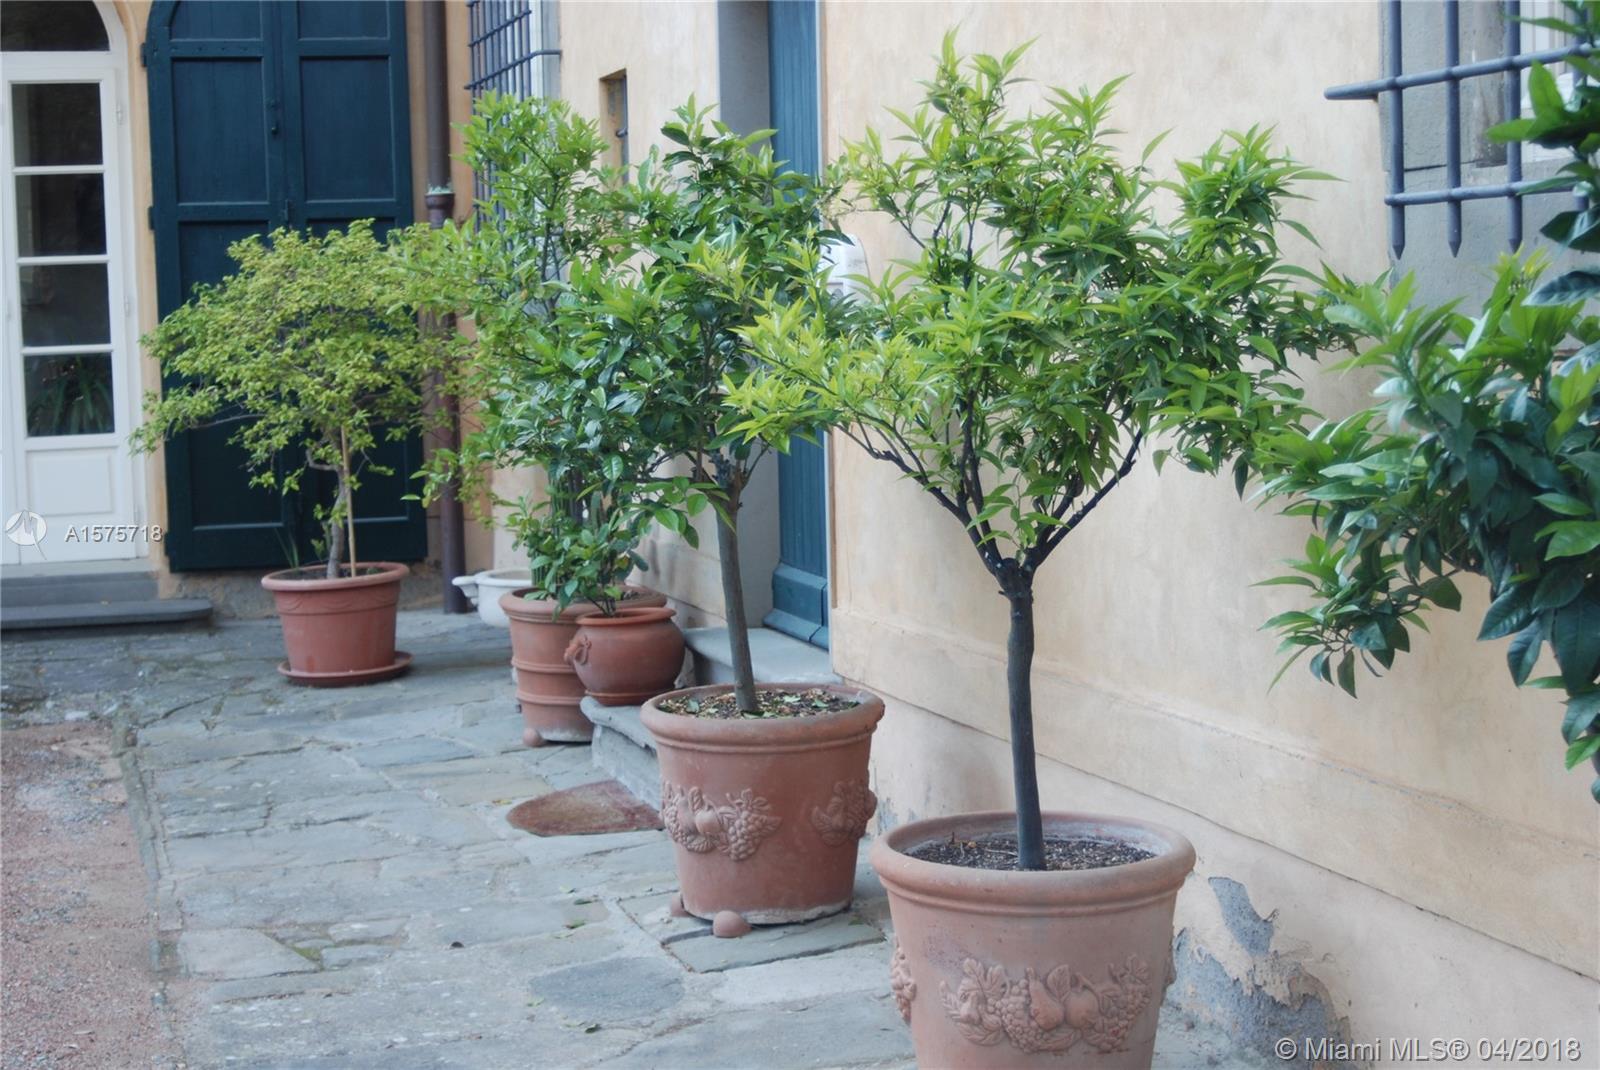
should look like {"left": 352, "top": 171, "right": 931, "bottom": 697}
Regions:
{"left": 466, "top": 0, "right": 561, "bottom": 206}
{"left": 1326, "top": 0, "right": 1592, "bottom": 257}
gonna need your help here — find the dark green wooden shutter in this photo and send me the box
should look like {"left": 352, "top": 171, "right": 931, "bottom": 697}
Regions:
{"left": 765, "top": 0, "right": 830, "bottom": 647}
{"left": 145, "top": 1, "right": 425, "bottom": 570}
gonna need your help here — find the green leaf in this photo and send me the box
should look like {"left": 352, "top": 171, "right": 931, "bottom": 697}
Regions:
{"left": 1550, "top": 597, "right": 1600, "bottom": 692}
{"left": 1561, "top": 691, "right": 1600, "bottom": 744}
{"left": 1336, "top": 651, "right": 1356, "bottom": 697}
{"left": 1527, "top": 268, "right": 1600, "bottom": 306}
{"left": 1421, "top": 575, "right": 1462, "bottom": 612}
{"left": 1563, "top": 733, "right": 1600, "bottom": 770}
{"left": 1479, "top": 584, "right": 1533, "bottom": 641}
{"left": 1506, "top": 620, "right": 1545, "bottom": 686}
{"left": 1533, "top": 492, "right": 1591, "bottom": 517}
{"left": 1540, "top": 521, "right": 1600, "bottom": 559}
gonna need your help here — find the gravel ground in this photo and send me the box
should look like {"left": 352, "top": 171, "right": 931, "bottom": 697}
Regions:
{"left": 2, "top": 719, "right": 186, "bottom": 1070}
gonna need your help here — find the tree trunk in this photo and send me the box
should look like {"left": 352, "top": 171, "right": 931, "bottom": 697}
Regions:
{"left": 1006, "top": 587, "right": 1046, "bottom": 869}
{"left": 716, "top": 508, "right": 759, "bottom": 713}
{"left": 325, "top": 492, "right": 345, "bottom": 580}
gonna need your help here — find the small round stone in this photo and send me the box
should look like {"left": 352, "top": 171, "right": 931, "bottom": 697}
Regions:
{"left": 667, "top": 893, "right": 690, "bottom": 918}
{"left": 522, "top": 727, "right": 546, "bottom": 748}
{"left": 711, "top": 910, "right": 750, "bottom": 938}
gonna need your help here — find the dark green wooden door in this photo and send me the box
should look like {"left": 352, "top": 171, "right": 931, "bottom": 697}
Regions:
{"left": 145, "top": 0, "right": 424, "bottom": 570}
{"left": 765, "top": 0, "right": 829, "bottom": 646}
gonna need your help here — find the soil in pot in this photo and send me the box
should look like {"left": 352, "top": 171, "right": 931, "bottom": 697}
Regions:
{"left": 260, "top": 561, "right": 409, "bottom": 687}
{"left": 871, "top": 811, "right": 1194, "bottom": 1070}
{"left": 565, "top": 606, "right": 685, "bottom": 707}
{"left": 641, "top": 683, "right": 884, "bottom": 925}
{"left": 501, "top": 586, "right": 666, "bottom": 746}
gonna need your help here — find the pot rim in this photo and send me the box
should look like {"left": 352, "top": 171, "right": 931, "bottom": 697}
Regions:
{"left": 261, "top": 561, "right": 408, "bottom": 592}
{"left": 641, "top": 682, "right": 884, "bottom": 753}
{"left": 500, "top": 585, "right": 666, "bottom": 624}
{"left": 574, "top": 606, "right": 676, "bottom": 626}
{"left": 870, "top": 810, "right": 1195, "bottom": 915}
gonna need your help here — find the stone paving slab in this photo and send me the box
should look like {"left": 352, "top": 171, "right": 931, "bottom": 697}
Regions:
{"left": 3, "top": 611, "right": 1235, "bottom": 1069}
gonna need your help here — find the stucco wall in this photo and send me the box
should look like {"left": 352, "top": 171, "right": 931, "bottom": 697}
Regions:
{"left": 107, "top": 0, "right": 488, "bottom": 602}
{"left": 545, "top": 0, "right": 1600, "bottom": 1043}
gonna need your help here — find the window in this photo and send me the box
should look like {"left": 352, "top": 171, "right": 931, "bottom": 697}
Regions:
{"left": 1327, "top": 0, "right": 1591, "bottom": 256}
{"left": 1, "top": 1, "right": 109, "bottom": 52}
{"left": 466, "top": 0, "right": 557, "bottom": 101}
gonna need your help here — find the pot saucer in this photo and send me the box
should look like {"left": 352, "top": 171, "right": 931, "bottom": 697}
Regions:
{"left": 277, "top": 651, "right": 412, "bottom": 688}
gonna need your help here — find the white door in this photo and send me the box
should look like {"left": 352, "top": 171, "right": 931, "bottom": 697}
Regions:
{"left": 1, "top": 1, "right": 143, "bottom": 565}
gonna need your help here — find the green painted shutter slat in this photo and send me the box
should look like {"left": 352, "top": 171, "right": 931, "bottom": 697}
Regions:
{"left": 145, "top": 1, "right": 425, "bottom": 570}
{"left": 765, "top": 0, "right": 830, "bottom": 648}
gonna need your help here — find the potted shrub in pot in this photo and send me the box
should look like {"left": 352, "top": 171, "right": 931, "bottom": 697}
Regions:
{"left": 413, "top": 94, "right": 682, "bottom": 742}
{"left": 736, "top": 41, "right": 1341, "bottom": 1065}
{"left": 135, "top": 222, "right": 457, "bottom": 686}
{"left": 601, "top": 103, "right": 888, "bottom": 927}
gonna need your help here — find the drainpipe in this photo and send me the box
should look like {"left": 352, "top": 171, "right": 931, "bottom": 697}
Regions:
{"left": 423, "top": 0, "right": 470, "bottom": 613}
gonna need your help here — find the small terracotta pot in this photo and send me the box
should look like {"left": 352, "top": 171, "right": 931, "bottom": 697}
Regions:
{"left": 871, "top": 811, "right": 1195, "bottom": 1070}
{"left": 565, "top": 606, "right": 686, "bottom": 706}
{"left": 260, "top": 562, "right": 410, "bottom": 687}
{"left": 641, "top": 683, "right": 884, "bottom": 924}
{"left": 501, "top": 586, "right": 665, "bottom": 746}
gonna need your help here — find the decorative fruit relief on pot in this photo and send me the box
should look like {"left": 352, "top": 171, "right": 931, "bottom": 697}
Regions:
{"left": 939, "top": 955, "right": 1151, "bottom": 1055}
{"left": 810, "top": 779, "right": 876, "bottom": 846}
{"left": 660, "top": 784, "right": 782, "bottom": 861}
{"left": 889, "top": 940, "right": 917, "bottom": 1023}
{"left": 563, "top": 634, "right": 591, "bottom": 665}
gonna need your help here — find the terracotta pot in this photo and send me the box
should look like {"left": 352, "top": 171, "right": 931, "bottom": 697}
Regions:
{"left": 565, "top": 606, "right": 686, "bottom": 706}
{"left": 500, "top": 586, "right": 665, "bottom": 746}
{"left": 641, "top": 683, "right": 884, "bottom": 924}
{"left": 260, "top": 562, "right": 410, "bottom": 687}
{"left": 870, "top": 811, "right": 1195, "bottom": 1070}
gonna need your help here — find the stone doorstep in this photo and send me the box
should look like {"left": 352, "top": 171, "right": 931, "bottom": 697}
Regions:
{"left": 586, "top": 627, "right": 842, "bottom": 812}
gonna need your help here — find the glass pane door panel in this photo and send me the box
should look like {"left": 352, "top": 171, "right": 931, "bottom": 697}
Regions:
{"left": 11, "top": 83, "right": 101, "bottom": 166}
{"left": 18, "top": 263, "right": 110, "bottom": 346}
{"left": 15, "top": 173, "right": 105, "bottom": 255}
{"left": 24, "top": 353, "right": 114, "bottom": 436}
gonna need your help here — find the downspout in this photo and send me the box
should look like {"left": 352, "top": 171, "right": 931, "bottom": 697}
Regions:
{"left": 422, "top": 0, "right": 469, "bottom": 613}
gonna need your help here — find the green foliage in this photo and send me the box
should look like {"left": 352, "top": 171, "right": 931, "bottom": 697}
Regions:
{"left": 408, "top": 92, "right": 683, "bottom": 615}
{"left": 1257, "top": 1, "right": 1600, "bottom": 800}
{"left": 135, "top": 221, "right": 459, "bottom": 577}
{"left": 734, "top": 38, "right": 1340, "bottom": 595}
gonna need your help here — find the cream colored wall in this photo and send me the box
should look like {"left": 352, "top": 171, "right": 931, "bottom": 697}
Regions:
{"left": 817, "top": 0, "right": 1598, "bottom": 987}
{"left": 110, "top": 0, "right": 488, "bottom": 593}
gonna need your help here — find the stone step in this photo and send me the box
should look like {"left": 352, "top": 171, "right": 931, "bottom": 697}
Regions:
{"left": 583, "top": 698, "right": 660, "bottom": 810}
{"left": 1, "top": 569, "right": 158, "bottom": 608}
{"left": 682, "top": 626, "right": 839, "bottom": 687}
{"left": 0, "top": 598, "right": 213, "bottom": 631}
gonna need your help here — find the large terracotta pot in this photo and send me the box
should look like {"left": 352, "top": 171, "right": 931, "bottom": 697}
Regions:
{"left": 871, "top": 811, "right": 1195, "bottom": 1070}
{"left": 500, "top": 586, "right": 665, "bottom": 746}
{"left": 565, "top": 606, "right": 686, "bottom": 706}
{"left": 641, "top": 683, "right": 884, "bottom": 924}
{"left": 260, "top": 562, "right": 410, "bottom": 687}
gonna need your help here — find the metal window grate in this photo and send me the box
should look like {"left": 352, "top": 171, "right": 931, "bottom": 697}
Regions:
{"left": 466, "top": 0, "right": 558, "bottom": 100}
{"left": 466, "top": 0, "right": 559, "bottom": 206}
{"left": 1326, "top": 0, "right": 1591, "bottom": 257}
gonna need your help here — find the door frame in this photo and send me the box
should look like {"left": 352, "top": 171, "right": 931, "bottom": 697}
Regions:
{"left": 0, "top": 2, "right": 145, "bottom": 566}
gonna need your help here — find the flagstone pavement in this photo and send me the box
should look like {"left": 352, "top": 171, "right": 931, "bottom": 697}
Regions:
{"left": 1, "top": 612, "right": 1254, "bottom": 1069}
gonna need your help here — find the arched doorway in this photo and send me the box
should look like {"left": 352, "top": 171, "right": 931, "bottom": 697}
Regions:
{"left": 1, "top": 0, "right": 145, "bottom": 565}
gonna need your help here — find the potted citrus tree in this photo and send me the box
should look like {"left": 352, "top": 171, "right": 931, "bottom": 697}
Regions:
{"left": 412, "top": 94, "right": 683, "bottom": 744}
{"left": 735, "top": 40, "right": 1342, "bottom": 1066}
{"left": 612, "top": 103, "right": 887, "bottom": 929}
{"left": 136, "top": 221, "right": 457, "bottom": 686}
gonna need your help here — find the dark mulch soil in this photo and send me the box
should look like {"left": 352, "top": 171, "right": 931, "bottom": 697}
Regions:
{"left": 656, "top": 687, "right": 858, "bottom": 719}
{"left": 909, "top": 832, "right": 1155, "bottom": 872}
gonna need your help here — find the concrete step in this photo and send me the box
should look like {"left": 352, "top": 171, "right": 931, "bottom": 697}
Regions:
{"left": 1, "top": 570, "right": 158, "bottom": 608}
{"left": 582, "top": 698, "right": 660, "bottom": 810}
{"left": 1, "top": 598, "right": 213, "bottom": 631}
{"left": 589, "top": 627, "right": 842, "bottom": 809}
{"left": 683, "top": 626, "right": 839, "bottom": 686}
